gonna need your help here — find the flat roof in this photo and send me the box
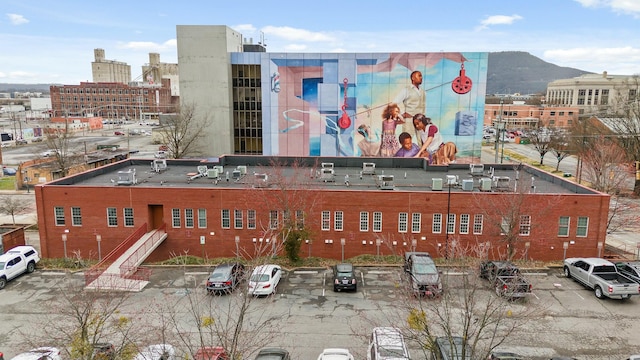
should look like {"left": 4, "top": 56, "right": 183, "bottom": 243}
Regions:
{"left": 43, "top": 155, "right": 599, "bottom": 195}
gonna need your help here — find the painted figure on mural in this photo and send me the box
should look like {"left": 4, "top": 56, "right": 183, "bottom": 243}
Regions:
{"left": 394, "top": 132, "right": 420, "bottom": 157}
{"left": 394, "top": 70, "right": 425, "bottom": 144}
{"left": 379, "top": 103, "right": 404, "bottom": 157}
{"left": 413, "top": 113, "right": 457, "bottom": 165}
{"left": 356, "top": 124, "right": 381, "bottom": 157}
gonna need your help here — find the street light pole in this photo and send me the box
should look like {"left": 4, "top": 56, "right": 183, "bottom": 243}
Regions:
{"left": 96, "top": 234, "right": 102, "bottom": 261}
{"left": 235, "top": 235, "right": 240, "bottom": 259}
{"left": 445, "top": 182, "right": 452, "bottom": 259}
{"left": 62, "top": 230, "right": 69, "bottom": 259}
{"left": 340, "top": 238, "right": 346, "bottom": 262}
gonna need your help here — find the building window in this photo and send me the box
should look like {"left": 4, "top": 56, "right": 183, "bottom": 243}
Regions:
{"left": 296, "top": 210, "right": 304, "bottom": 230}
{"left": 234, "top": 209, "right": 243, "bottom": 229}
{"left": 185, "top": 208, "right": 194, "bottom": 228}
{"left": 269, "top": 210, "right": 278, "bottom": 229}
{"left": 198, "top": 209, "right": 207, "bottom": 228}
{"left": 519, "top": 215, "right": 531, "bottom": 236}
{"left": 124, "top": 208, "right": 134, "bottom": 227}
{"left": 172, "top": 208, "right": 181, "bottom": 228}
{"left": 411, "top": 213, "right": 421, "bottom": 233}
{"left": 71, "top": 207, "right": 81, "bottom": 226}
{"left": 283, "top": 210, "right": 291, "bottom": 227}
{"left": 373, "top": 212, "right": 382, "bottom": 232}
{"left": 447, "top": 214, "right": 456, "bottom": 234}
{"left": 248, "top": 209, "right": 256, "bottom": 229}
{"left": 398, "top": 212, "right": 408, "bottom": 233}
{"left": 500, "top": 217, "right": 510, "bottom": 235}
{"left": 558, "top": 216, "right": 570, "bottom": 237}
{"left": 322, "top": 211, "right": 331, "bottom": 231}
{"left": 221, "top": 209, "right": 230, "bottom": 229}
{"left": 360, "top": 212, "right": 369, "bottom": 232}
{"left": 334, "top": 211, "right": 344, "bottom": 231}
{"left": 459, "top": 214, "right": 470, "bottom": 234}
{"left": 107, "top": 207, "right": 117, "bottom": 227}
{"left": 432, "top": 214, "right": 442, "bottom": 234}
{"left": 54, "top": 206, "right": 65, "bottom": 226}
{"left": 577, "top": 216, "right": 589, "bottom": 237}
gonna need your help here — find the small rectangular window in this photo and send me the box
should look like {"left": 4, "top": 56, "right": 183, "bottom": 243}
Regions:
{"left": 234, "top": 209, "right": 243, "bottom": 229}
{"left": 248, "top": 209, "right": 256, "bottom": 229}
{"left": 334, "top": 211, "right": 344, "bottom": 231}
{"left": 269, "top": 210, "right": 278, "bottom": 229}
{"left": 185, "top": 208, "right": 194, "bottom": 228}
{"left": 519, "top": 215, "right": 531, "bottom": 236}
{"left": 107, "top": 207, "right": 117, "bottom": 227}
{"left": 322, "top": 211, "right": 331, "bottom": 231}
{"left": 71, "top": 207, "right": 82, "bottom": 226}
{"left": 360, "top": 212, "right": 369, "bottom": 232}
{"left": 558, "top": 216, "right": 570, "bottom": 237}
{"left": 432, "top": 213, "right": 442, "bottom": 234}
{"left": 447, "top": 214, "right": 456, "bottom": 235}
{"left": 124, "top": 208, "right": 134, "bottom": 227}
{"left": 373, "top": 212, "right": 382, "bottom": 232}
{"left": 459, "top": 214, "right": 469, "bottom": 234}
{"left": 221, "top": 209, "right": 230, "bottom": 229}
{"left": 398, "top": 212, "right": 408, "bottom": 233}
{"left": 577, "top": 216, "right": 588, "bottom": 237}
{"left": 411, "top": 213, "right": 421, "bottom": 233}
{"left": 473, "top": 214, "right": 483, "bottom": 234}
{"left": 55, "top": 206, "right": 66, "bottom": 226}
{"left": 198, "top": 208, "right": 207, "bottom": 228}
{"left": 172, "top": 208, "right": 181, "bottom": 228}
{"left": 296, "top": 210, "right": 304, "bottom": 230}
{"left": 500, "top": 217, "right": 510, "bottom": 235}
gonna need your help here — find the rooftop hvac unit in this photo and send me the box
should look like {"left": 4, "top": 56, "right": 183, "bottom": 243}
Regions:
{"left": 151, "top": 159, "right": 167, "bottom": 173}
{"left": 116, "top": 169, "right": 137, "bottom": 186}
{"left": 493, "top": 176, "right": 511, "bottom": 189}
{"left": 469, "top": 164, "right": 484, "bottom": 176}
{"left": 207, "top": 168, "right": 219, "bottom": 179}
{"left": 189, "top": 165, "right": 209, "bottom": 180}
{"left": 213, "top": 165, "right": 223, "bottom": 174}
{"left": 254, "top": 173, "right": 269, "bottom": 188}
{"left": 362, "top": 162, "right": 376, "bottom": 175}
{"left": 432, "top": 178, "right": 443, "bottom": 191}
{"left": 321, "top": 162, "right": 334, "bottom": 169}
{"left": 462, "top": 179, "right": 474, "bottom": 191}
{"left": 232, "top": 170, "right": 242, "bottom": 179}
{"left": 480, "top": 177, "right": 492, "bottom": 191}
{"left": 236, "top": 165, "right": 247, "bottom": 175}
{"left": 446, "top": 175, "right": 458, "bottom": 185}
{"left": 379, "top": 175, "right": 394, "bottom": 190}
{"left": 320, "top": 168, "right": 335, "bottom": 182}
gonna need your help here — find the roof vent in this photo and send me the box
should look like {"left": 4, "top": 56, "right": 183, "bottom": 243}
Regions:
{"left": 189, "top": 165, "right": 208, "bottom": 181}
{"left": 469, "top": 164, "right": 484, "bottom": 176}
{"left": 446, "top": 175, "right": 458, "bottom": 186}
{"left": 254, "top": 173, "right": 269, "bottom": 188}
{"left": 462, "top": 179, "right": 474, "bottom": 191}
{"left": 362, "top": 162, "right": 376, "bottom": 175}
{"left": 432, "top": 178, "right": 443, "bottom": 191}
{"left": 379, "top": 175, "right": 394, "bottom": 190}
{"left": 492, "top": 176, "right": 511, "bottom": 190}
{"left": 151, "top": 159, "right": 167, "bottom": 173}
{"left": 480, "top": 177, "right": 492, "bottom": 191}
{"left": 116, "top": 169, "right": 137, "bottom": 186}
{"left": 320, "top": 168, "right": 335, "bottom": 182}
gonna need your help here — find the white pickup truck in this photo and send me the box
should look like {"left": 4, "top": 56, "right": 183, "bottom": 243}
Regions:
{"left": 0, "top": 245, "right": 40, "bottom": 290}
{"left": 563, "top": 257, "right": 640, "bottom": 299}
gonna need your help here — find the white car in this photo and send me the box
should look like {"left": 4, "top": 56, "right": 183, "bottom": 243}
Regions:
{"left": 10, "top": 347, "right": 62, "bottom": 360}
{"left": 317, "top": 348, "right": 354, "bottom": 360}
{"left": 248, "top": 264, "right": 282, "bottom": 296}
{"left": 133, "top": 344, "right": 176, "bottom": 360}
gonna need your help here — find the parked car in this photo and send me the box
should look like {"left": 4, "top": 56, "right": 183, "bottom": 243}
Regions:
{"left": 92, "top": 343, "right": 115, "bottom": 360}
{"left": 2, "top": 166, "right": 17, "bottom": 176}
{"left": 31, "top": 137, "right": 43, "bottom": 143}
{"left": 206, "top": 262, "right": 245, "bottom": 294}
{"left": 0, "top": 245, "right": 40, "bottom": 290}
{"left": 563, "top": 257, "right": 640, "bottom": 299}
{"left": 332, "top": 263, "right": 357, "bottom": 292}
{"left": 615, "top": 262, "right": 640, "bottom": 283}
{"left": 9, "top": 347, "right": 62, "bottom": 360}
{"left": 133, "top": 344, "right": 176, "bottom": 360}
{"left": 248, "top": 264, "right": 282, "bottom": 296}
{"left": 114, "top": 131, "right": 125, "bottom": 136}
{"left": 254, "top": 348, "right": 290, "bottom": 360}
{"left": 404, "top": 252, "right": 442, "bottom": 297}
{"left": 15, "top": 139, "right": 28, "bottom": 145}
{"left": 489, "top": 352, "right": 524, "bottom": 360}
{"left": 367, "top": 327, "right": 410, "bottom": 360}
{"left": 432, "top": 336, "right": 472, "bottom": 360}
{"left": 479, "top": 260, "right": 532, "bottom": 299}
{"left": 194, "top": 346, "right": 228, "bottom": 360}
{"left": 317, "top": 348, "right": 354, "bottom": 360}
{"left": 40, "top": 149, "right": 59, "bottom": 157}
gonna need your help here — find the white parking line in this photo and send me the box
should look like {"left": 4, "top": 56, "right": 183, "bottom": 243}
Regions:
{"left": 185, "top": 272, "right": 209, "bottom": 275}
{"left": 294, "top": 270, "right": 319, "bottom": 274}
{"left": 573, "top": 291, "right": 585, "bottom": 300}
{"left": 360, "top": 272, "right": 365, "bottom": 287}
{"left": 368, "top": 270, "right": 392, "bottom": 274}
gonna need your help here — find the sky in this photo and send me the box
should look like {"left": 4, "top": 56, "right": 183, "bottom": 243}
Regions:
{"left": 1, "top": 0, "right": 639, "bottom": 85}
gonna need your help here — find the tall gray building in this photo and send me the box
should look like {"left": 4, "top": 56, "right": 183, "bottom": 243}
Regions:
{"left": 91, "top": 48, "right": 131, "bottom": 84}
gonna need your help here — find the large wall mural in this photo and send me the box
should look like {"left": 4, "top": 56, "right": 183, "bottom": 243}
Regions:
{"left": 249, "top": 52, "right": 487, "bottom": 163}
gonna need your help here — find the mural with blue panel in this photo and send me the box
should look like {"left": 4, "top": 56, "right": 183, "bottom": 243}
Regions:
{"left": 252, "top": 52, "right": 487, "bottom": 163}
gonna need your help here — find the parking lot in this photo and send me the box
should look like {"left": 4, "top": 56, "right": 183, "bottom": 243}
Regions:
{"left": 1, "top": 266, "right": 640, "bottom": 359}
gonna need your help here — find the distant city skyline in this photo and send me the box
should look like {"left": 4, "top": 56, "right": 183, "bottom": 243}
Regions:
{"left": 1, "top": 0, "right": 639, "bottom": 84}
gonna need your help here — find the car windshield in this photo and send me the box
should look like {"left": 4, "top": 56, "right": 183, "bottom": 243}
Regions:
{"left": 255, "top": 355, "right": 284, "bottom": 360}
{"left": 251, "top": 274, "right": 270, "bottom": 282}
{"left": 378, "top": 346, "right": 406, "bottom": 358}
{"left": 337, "top": 271, "right": 353, "bottom": 277}
{"left": 209, "top": 270, "right": 229, "bottom": 280}
{"left": 414, "top": 262, "right": 437, "bottom": 275}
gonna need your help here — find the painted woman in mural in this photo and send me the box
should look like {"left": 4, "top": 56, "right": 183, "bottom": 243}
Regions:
{"left": 413, "top": 113, "right": 457, "bottom": 165}
{"left": 379, "top": 103, "right": 404, "bottom": 157}
{"left": 356, "top": 124, "right": 381, "bottom": 156}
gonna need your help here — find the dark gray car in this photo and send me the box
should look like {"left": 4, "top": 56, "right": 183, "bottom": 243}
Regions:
{"left": 206, "top": 262, "right": 245, "bottom": 294}
{"left": 616, "top": 262, "right": 640, "bottom": 283}
{"left": 404, "top": 252, "right": 442, "bottom": 297}
{"left": 254, "top": 347, "right": 291, "bottom": 360}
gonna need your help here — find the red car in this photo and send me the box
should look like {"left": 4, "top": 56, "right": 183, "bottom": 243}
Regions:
{"left": 114, "top": 131, "right": 125, "bottom": 136}
{"left": 194, "top": 347, "right": 228, "bottom": 360}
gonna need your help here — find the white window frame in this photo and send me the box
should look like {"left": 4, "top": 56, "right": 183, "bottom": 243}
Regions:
{"left": 124, "top": 207, "right": 134, "bottom": 227}
{"left": 55, "top": 206, "right": 66, "bottom": 226}
{"left": 373, "top": 212, "right": 382, "bottom": 232}
{"left": 360, "top": 212, "right": 369, "bottom": 232}
{"left": 198, "top": 208, "right": 207, "bottom": 228}
{"left": 234, "top": 209, "right": 243, "bottom": 229}
{"left": 411, "top": 213, "right": 421, "bottom": 233}
{"left": 459, "top": 214, "right": 469, "bottom": 234}
{"left": 107, "top": 207, "right": 117, "bottom": 227}
{"left": 447, "top": 214, "right": 456, "bottom": 235}
{"left": 221, "top": 209, "right": 230, "bottom": 229}
{"left": 269, "top": 210, "right": 278, "bottom": 229}
{"left": 500, "top": 217, "right": 510, "bottom": 235}
{"left": 185, "top": 208, "right": 194, "bottom": 228}
{"left": 296, "top": 210, "right": 304, "bottom": 230}
{"left": 248, "top": 209, "right": 256, "bottom": 229}
{"left": 473, "top": 214, "right": 483, "bottom": 235}
{"left": 398, "top": 212, "right": 408, "bottom": 233}
{"left": 558, "top": 216, "right": 570, "bottom": 237}
{"left": 519, "top": 215, "right": 531, "bottom": 236}
{"left": 71, "top": 207, "right": 82, "bottom": 226}
{"left": 172, "top": 208, "right": 181, "bottom": 228}
{"left": 322, "top": 211, "right": 331, "bottom": 231}
{"left": 432, "top": 213, "right": 442, "bottom": 234}
{"left": 577, "top": 216, "right": 589, "bottom": 237}
{"left": 334, "top": 211, "right": 344, "bottom": 231}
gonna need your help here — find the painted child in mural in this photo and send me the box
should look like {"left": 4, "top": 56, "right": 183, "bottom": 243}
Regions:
{"left": 379, "top": 103, "right": 404, "bottom": 157}
{"left": 356, "top": 124, "right": 382, "bottom": 156}
{"left": 412, "top": 113, "right": 457, "bottom": 165}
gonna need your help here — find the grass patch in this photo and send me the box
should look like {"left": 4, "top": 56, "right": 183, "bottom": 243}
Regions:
{"left": 0, "top": 176, "right": 16, "bottom": 190}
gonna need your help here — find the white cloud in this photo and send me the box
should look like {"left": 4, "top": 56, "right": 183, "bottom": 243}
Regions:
{"left": 119, "top": 39, "right": 176, "bottom": 51}
{"left": 284, "top": 44, "right": 307, "bottom": 51}
{"left": 574, "top": 0, "right": 640, "bottom": 16}
{"left": 232, "top": 24, "right": 256, "bottom": 33}
{"left": 7, "top": 13, "right": 29, "bottom": 25}
{"left": 476, "top": 14, "right": 523, "bottom": 30}
{"left": 8, "top": 70, "right": 38, "bottom": 79}
{"left": 261, "top": 26, "right": 335, "bottom": 42}
{"left": 0, "top": 72, "right": 6, "bottom": 78}
{"left": 544, "top": 46, "right": 640, "bottom": 74}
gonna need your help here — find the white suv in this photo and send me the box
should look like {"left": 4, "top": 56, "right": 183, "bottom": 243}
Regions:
{"left": 367, "top": 327, "right": 410, "bottom": 360}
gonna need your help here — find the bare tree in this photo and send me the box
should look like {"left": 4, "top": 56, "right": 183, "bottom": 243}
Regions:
{"left": 42, "top": 117, "right": 81, "bottom": 178}
{"left": 607, "top": 196, "right": 640, "bottom": 234}
{"left": 0, "top": 195, "right": 32, "bottom": 225}
{"left": 580, "top": 136, "right": 631, "bottom": 193}
{"left": 526, "top": 125, "right": 551, "bottom": 165}
{"left": 156, "top": 103, "right": 211, "bottom": 159}
{"left": 547, "top": 127, "right": 573, "bottom": 172}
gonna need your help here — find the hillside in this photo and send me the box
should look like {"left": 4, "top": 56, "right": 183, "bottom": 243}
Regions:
{"left": 1, "top": 52, "right": 591, "bottom": 96}
{"left": 486, "top": 51, "right": 591, "bottom": 95}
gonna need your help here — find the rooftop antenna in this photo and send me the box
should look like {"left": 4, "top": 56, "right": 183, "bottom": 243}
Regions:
{"left": 260, "top": 31, "right": 267, "bottom": 47}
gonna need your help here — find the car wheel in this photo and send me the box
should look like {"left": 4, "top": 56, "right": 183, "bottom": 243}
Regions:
{"left": 622, "top": 294, "right": 631, "bottom": 300}
{"left": 594, "top": 286, "right": 604, "bottom": 299}
{"left": 0, "top": 277, "right": 6, "bottom": 290}
{"left": 27, "top": 262, "right": 36, "bottom": 273}
{"left": 333, "top": 286, "right": 338, "bottom": 292}
{"left": 563, "top": 266, "right": 571, "bottom": 278}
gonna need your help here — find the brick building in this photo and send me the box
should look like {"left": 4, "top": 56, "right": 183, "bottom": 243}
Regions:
{"left": 34, "top": 156, "right": 609, "bottom": 263}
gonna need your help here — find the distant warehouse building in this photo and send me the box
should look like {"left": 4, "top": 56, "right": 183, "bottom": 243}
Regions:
{"left": 34, "top": 156, "right": 609, "bottom": 263}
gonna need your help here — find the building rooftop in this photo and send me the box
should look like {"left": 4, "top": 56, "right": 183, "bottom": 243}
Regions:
{"left": 44, "top": 156, "right": 597, "bottom": 195}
